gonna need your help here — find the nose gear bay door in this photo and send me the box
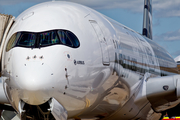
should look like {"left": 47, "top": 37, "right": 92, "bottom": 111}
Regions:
{"left": 90, "top": 20, "right": 110, "bottom": 66}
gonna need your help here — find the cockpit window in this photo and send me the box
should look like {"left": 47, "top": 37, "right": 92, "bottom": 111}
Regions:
{"left": 6, "top": 29, "right": 80, "bottom": 52}
{"left": 39, "top": 31, "right": 60, "bottom": 46}
{"left": 66, "top": 31, "right": 80, "bottom": 47}
{"left": 16, "top": 33, "right": 36, "bottom": 47}
{"left": 6, "top": 33, "right": 20, "bottom": 52}
{"left": 57, "top": 31, "right": 73, "bottom": 47}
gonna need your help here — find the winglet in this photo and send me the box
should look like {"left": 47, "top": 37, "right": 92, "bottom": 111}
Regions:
{"left": 142, "top": 0, "right": 153, "bottom": 40}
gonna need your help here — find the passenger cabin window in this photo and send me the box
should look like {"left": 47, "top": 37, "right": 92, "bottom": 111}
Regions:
{"left": 6, "top": 29, "right": 80, "bottom": 52}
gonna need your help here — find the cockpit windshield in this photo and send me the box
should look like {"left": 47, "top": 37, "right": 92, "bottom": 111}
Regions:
{"left": 39, "top": 31, "right": 60, "bottom": 46}
{"left": 6, "top": 29, "right": 80, "bottom": 52}
{"left": 16, "top": 33, "right": 36, "bottom": 47}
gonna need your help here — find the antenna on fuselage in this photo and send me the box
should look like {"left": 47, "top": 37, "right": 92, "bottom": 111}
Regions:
{"left": 142, "top": 0, "right": 153, "bottom": 40}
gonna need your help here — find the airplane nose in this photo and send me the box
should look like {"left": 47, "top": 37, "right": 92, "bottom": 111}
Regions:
{"left": 16, "top": 62, "right": 54, "bottom": 105}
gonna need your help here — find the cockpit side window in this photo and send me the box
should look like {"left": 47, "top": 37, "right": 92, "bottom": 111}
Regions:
{"left": 16, "top": 33, "right": 36, "bottom": 47}
{"left": 39, "top": 31, "right": 60, "bottom": 47}
{"left": 6, "top": 33, "right": 20, "bottom": 52}
{"left": 66, "top": 31, "right": 80, "bottom": 47}
{"left": 57, "top": 31, "right": 73, "bottom": 47}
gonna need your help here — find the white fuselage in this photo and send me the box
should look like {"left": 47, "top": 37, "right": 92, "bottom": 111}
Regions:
{"left": 1, "top": 1, "right": 178, "bottom": 120}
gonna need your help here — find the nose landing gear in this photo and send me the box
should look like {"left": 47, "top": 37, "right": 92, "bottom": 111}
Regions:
{"left": 19, "top": 98, "right": 67, "bottom": 120}
{"left": 21, "top": 101, "right": 55, "bottom": 120}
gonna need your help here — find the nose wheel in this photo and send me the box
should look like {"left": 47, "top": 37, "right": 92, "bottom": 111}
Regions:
{"left": 20, "top": 102, "right": 55, "bottom": 120}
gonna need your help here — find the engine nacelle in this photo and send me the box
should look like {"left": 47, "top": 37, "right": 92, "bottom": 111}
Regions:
{"left": 146, "top": 75, "right": 180, "bottom": 112}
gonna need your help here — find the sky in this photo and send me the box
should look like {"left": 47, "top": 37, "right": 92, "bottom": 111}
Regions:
{"left": 0, "top": 0, "right": 180, "bottom": 58}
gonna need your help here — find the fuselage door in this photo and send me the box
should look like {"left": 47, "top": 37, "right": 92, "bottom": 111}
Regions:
{"left": 90, "top": 20, "right": 110, "bottom": 66}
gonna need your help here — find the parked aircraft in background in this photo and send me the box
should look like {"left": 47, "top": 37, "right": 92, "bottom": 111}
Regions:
{"left": 0, "top": 0, "right": 180, "bottom": 120}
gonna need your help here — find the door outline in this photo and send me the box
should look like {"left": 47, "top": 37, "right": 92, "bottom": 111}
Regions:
{"left": 90, "top": 20, "right": 110, "bottom": 66}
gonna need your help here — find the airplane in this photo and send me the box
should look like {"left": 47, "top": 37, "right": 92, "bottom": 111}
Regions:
{"left": 0, "top": 0, "right": 180, "bottom": 120}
